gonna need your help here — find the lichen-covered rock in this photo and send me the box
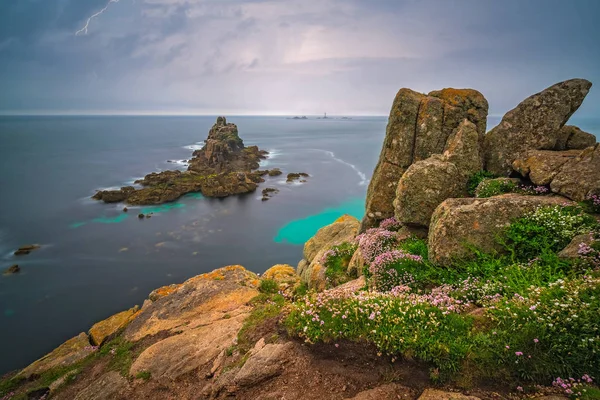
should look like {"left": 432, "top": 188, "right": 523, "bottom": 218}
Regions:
{"left": 73, "top": 371, "right": 128, "bottom": 400}
{"left": 362, "top": 88, "right": 488, "bottom": 230}
{"left": 148, "top": 283, "right": 181, "bottom": 302}
{"left": 554, "top": 125, "right": 597, "bottom": 150}
{"left": 297, "top": 215, "right": 360, "bottom": 291}
{"left": 124, "top": 265, "right": 259, "bottom": 342}
{"left": 394, "top": 155, "right": 465, "bottom": 227}
{"left": 558, "top": 233, "right": 597, "bottom": 261}
{"left": 18, "top": 333, "right": 96, "bottom": 378}
{"left": 550, "top": 144, "right": 600, "bottom": 201}
{"left": 263, "top": 264, "right": 299, "bottom": 286}
{"left": 234, "top": 342, "right": 294, "bottom": 387}
{"left": 512, "top": 149, "right": 582, "bottom": 186}
{"left": 483, "top": 79, "right": 592, "bottom": 176}
{"left": 442, "top": 119, "right": 483, "bottom": 178}
{"left": 428, "top": 194, "right": 572, "bottom": 265}
{"left": 88, "top": 306, "right": 139, "bottom": 346}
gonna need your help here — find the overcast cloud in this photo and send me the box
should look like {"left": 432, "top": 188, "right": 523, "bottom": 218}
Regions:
{"left": 1, "top": 0, "right": 599, "bottom": 116}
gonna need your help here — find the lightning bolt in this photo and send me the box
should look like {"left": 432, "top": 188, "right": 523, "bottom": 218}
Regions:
{"left": 75, "top": 0, "right": 120, "bottom": 36}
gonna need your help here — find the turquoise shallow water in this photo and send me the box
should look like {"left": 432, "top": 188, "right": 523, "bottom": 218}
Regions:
{"left": 274, "top": 197, "right": 365, "bottom": 245}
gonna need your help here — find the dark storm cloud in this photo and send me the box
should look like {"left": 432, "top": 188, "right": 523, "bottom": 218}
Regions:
{"left": 0, "top": 0, "right": 599, "bottom": 115}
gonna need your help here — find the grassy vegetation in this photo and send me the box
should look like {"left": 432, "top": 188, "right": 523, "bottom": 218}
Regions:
{"left": 135, "top": 370, "right": 151, "bottom": 381}
{"left": 286, "top": 206, "right": 600, "bottom": 392}
{"left": 467, "top": 170, "right": 496, "bottom": 196}
{"left": 321, "top": 242, "right": 357, "bottom": 288}
{"left": 475, "top": 178, "right": 516, "bottom": 198}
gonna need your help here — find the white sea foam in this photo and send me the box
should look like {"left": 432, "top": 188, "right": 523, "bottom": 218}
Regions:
{"left": 311, "top": 149, "right": 368, "bottom": 186}
{"left": 184, "top": 142, "right": 204, "bottom": 151}
{"left": 259, "top": 149, "right": 282, "bottom": 168}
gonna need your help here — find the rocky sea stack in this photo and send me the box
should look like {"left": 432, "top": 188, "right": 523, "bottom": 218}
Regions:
{"left": 92, "top": 117, "right": 271, "bottom": 205}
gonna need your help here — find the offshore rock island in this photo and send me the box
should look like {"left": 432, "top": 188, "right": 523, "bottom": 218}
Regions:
{"left": 92, "top": 117, "right": 273, "bottom": 205}
{"left": 3, "top": 79, "right": 600, "bottom": 399}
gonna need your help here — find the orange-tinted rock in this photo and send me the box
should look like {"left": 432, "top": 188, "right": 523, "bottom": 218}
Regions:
{"left": 88, "top": 307, "right": 139, "bottom": 346}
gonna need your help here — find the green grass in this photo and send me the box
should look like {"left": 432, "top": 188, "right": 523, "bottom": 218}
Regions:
{"left": 467, "top": 170, "right": 496, "bottom": 196}
{"left": 258, "top": 279, "right": 279, "bottom": 294}
{"left": 237, "top": 293, "right": 286, "bottom": 353}
{"left": 135, "top": 370, "right": 151, "bottom": 381}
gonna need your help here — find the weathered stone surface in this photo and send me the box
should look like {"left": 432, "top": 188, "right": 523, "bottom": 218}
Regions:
{"left": 347, "top": 248, "right": 366, "bottom": 276}
{"left": 418, "top": 389, "right": 480, "bottom": 400}
{"left": 428, "top": 194, "right": 572, "bottom": 265}
{"left": 124, "top": 265, "right": 259, "bottom": 342}
{"left": 442, "top": 119, "right": 483, "bottom": 178}
{"left": 484, "top": 79, "right": 592, "bottom": 176}
{"left": 512, "top": 149, "right": 582, "bottom": 186}
{"left": 394, "top": 155, "right": 465, "bottom": 227}
{"left": 297, "top": 215, "right": 360, "bottom": 291}
{"left": 73, "top": 371, "right": 128, "bottom": 400}
{"left": 349, "top": 383, "right": 413, "bottom": 399}
{"left": 362, "top": 88, "right": 488, "bottom": 230}
{"left": 88, "top": 307, "right": 139, "bottom": 347}
{"left": 558, "top": 233, "right": 597, "bottom": 260}
{"left": 130, "top": 314, "right": 246, "bottom": 380}
{"left": 554, "top": 125, "right": 597, "bottom": 150}
{"left": 550, "top": 144, "right": 600, "bottom": 201}
{"left": 18, "top": 333, "right": 96, "bottom": 378}
{"left": 148, "top": 283, "right": 181, "bottom": 302}
{"left": 234, "top": 342, "right": 294, "bottom": 387}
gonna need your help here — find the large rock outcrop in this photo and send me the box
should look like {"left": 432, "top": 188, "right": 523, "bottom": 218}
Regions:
{"left": 362, "top": 88, "right": 488, "bottom": 230}
{"left": 393, "top": 155, "right": 464, "bottom": 227}
{"left": 126, "top": 265, "right": 259, "bottom": 380}
{"left": 512, "top": 144, "right": 600, "bottom": 201}
{"left": 393, "top": 119, "right": 481, "bottom": 227}
{"left": 483, "top": 79, "right": 592, "bottom": 176}
{"left": 92, "top": 117, "right": 269, "bottom": 205}
{"left": 428, "top": 194, "right": 572, "bottom": 265}
{"left": 297, "top": 215, "right": 360, "bottom": 291}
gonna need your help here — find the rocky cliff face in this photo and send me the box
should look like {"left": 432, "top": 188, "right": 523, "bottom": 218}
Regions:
{"left": 92, "top": 117, "right": 270, "bottom": 205}
{"left": 362, "top": 88, "right": 488, "bottom": 231}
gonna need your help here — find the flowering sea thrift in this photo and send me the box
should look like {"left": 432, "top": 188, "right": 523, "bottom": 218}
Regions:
{"left": 379, "top": 217, "right": 403, "bottom": 232}
{"left": 369, "top": 250, "right": 423, "bottom": 292}
{"left": 355, "top": 228, "right": 399, "bottom": 263}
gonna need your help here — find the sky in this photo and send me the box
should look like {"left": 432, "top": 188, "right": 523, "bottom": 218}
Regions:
{"left": 0, "top": 0, "right": 599, "bottom": 116}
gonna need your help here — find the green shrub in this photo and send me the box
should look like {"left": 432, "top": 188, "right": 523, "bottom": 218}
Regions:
{"left": 321, "top": 242, "right": 357, "bottom": 287}
{"left": 476, "top": 178, "right": 516, "bottom": 198}
{"left": 503, "top": 205, "right": 598, "bottom": 261}
{"left": 467, "top": 170, "right": 496, "bottom": 196}
{"left": 398, "top": 237, "right": 428, "bottom": 259}
{"left": 259, "top": 279, "right": 279, "bottom": 294}
{"left": 135, "top": 370, "right": 151, "bottom": 381}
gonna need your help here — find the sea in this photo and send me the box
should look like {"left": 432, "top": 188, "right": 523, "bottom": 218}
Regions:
{"left": 0, "top": 114, "right": 598, "bottom": 374}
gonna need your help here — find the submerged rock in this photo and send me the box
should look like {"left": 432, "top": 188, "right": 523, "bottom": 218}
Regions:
{"left": 267, "top": 168, "right": 282, "bottom": 176}
{"left": 483, "top": 78, "right": 592, "bottom": 176}
{"left": 3, "top": 264, "right": 20, "bottom": 274}
{"left": 428, "top": 194, "right": 572, "bottom": 266}
{"left": 362, "top": 88, "right": 488, "bottom": 230}
{"left": 14, "top": 244, "right": 41, "bottom": 256}
{"left": 286, "top": 172, "right": 309, "bottom": 183}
